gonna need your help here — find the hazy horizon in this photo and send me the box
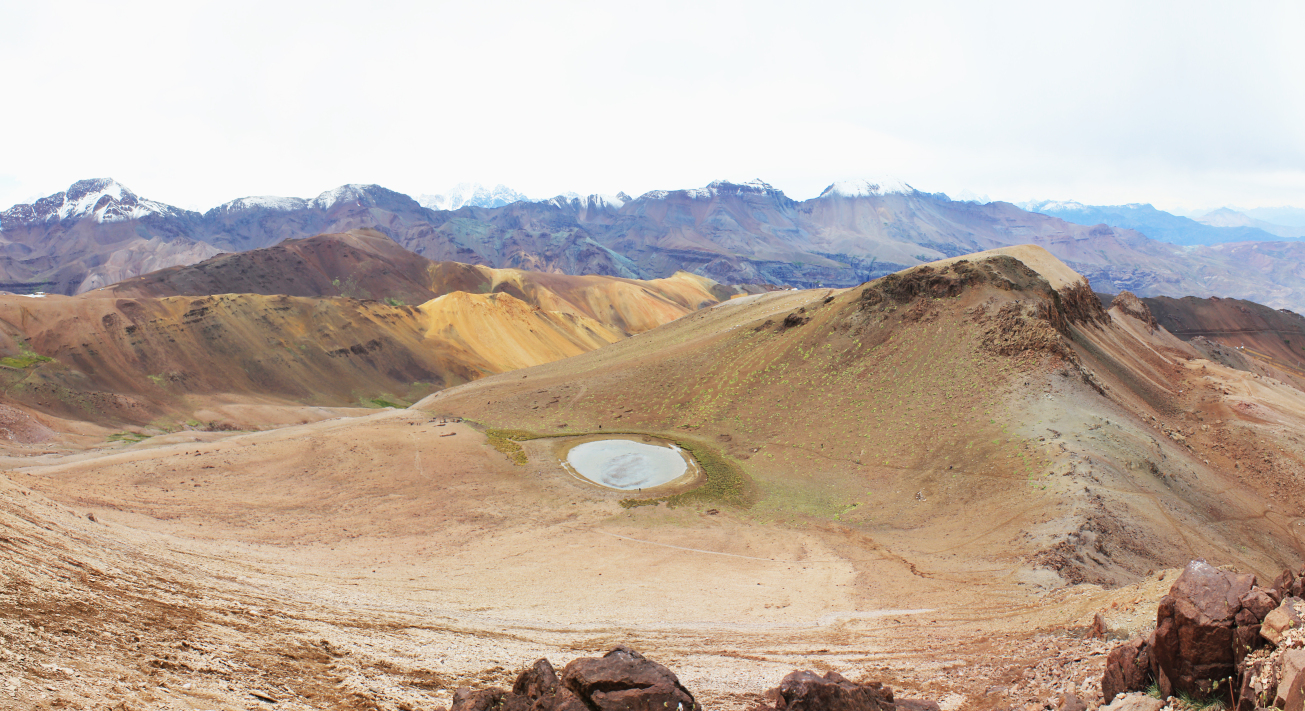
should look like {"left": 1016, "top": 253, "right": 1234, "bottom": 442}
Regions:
{"left": 3, "top": 0, "right": 1302, "bottom": 215}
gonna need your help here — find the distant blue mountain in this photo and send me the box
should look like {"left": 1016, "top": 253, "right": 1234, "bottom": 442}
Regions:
{"left": 1019, "top": 200, "right": 1288, "bottom": 246}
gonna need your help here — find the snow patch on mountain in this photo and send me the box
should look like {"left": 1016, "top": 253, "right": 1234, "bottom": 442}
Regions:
{"left": 312, "top": 184, "right": 384, "bottom": 209}
{"left": 639, "top": 179, "right": 782, "bottom": 201}
{"left": 544, "top": 191, "right": 632, "bottom": 213}
{"left": 417, "top": 183, "right": 528, "bottom": 211}
{"left": 1019, "top": 199, "right": 1091, "bottom": 214}
{"left": 819, "top": 179, "right": 916, "bottom": 198}
{"left": 215, "top": 196, "right": 310, "bottom": 213}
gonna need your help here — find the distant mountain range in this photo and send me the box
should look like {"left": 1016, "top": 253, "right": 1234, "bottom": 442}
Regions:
{"left": 8, "top": 177, "right": 1305, "bottom": 313}
{"left": 415, "top": 183, "right": 529, "bottom": 211}
{"left": 1021, "top": 200, "right": 1305, "bottom": 245}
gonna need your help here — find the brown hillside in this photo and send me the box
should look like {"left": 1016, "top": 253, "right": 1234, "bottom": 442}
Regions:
{"left": 1101, "top": 291, "right": 1305, "bottom": 388}
{"left": 3, "top": 246, "right": 1302, "bottom": 710}
{"left": 424, "top": 245, "right": 1305, "bottom": 588}
{"left": 0, "top": 251, "right": 735, "bottom": 429}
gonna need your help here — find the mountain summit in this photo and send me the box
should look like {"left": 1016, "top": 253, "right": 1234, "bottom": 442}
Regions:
{"left": 416, "top": 183, "right": 528, "bottom": 211}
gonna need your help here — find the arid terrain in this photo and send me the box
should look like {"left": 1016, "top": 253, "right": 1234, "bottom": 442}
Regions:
{"left": 1, "top": 244, "right": 1302, "bottom": 710}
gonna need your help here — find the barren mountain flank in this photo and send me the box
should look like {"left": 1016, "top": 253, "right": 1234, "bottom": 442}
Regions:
{"left": 0, "top": 246, "right": 1301, "bottom": 710}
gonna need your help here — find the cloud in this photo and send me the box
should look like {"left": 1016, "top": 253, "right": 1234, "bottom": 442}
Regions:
{"left": 1, "top": 0, "right": 1301, "bottom": 213}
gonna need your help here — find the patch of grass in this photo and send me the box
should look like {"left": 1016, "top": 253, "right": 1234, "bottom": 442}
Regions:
{"left": 107, "top": 432, "right": 151, "bottom": 443}
{"left": 648, "top": 437, "right": 752, "bottom": 509}
{"left": 383, "top": 296, "right": 405, "bottom": 307}
{"left": 1146, "top": 683, "right": 1162, "bottom": 699}
{"left": 370, "top": 397, "right": 402, "bottom": 409}
{"left": 0, "top": 341, "right": 53, "bottom": 369}
{"left": 1177, "top": 691, "right": 1226, "bottom": 711}
{"left": 485, "top": 428, "right": 531, "bottom": 465}
{"left": 0, "top": 354, "right": 52, "bottom": 369}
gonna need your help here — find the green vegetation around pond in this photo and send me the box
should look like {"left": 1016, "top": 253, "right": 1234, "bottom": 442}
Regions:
{"left": 481, "top": 427, "right": 752, "bottom": 509}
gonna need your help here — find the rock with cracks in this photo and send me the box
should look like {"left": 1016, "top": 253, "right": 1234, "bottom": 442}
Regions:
{"left": 761, "top": 670, "right": 897, "bottom": 711}
{"left": 559, "top": 646, "right": 700, "bottom": 711}
{"left": 1152, "top": 560, "right": 1255, "bottom": 697}
{"left": 1102, "top": 633, "right": 1156, "bottom": 700}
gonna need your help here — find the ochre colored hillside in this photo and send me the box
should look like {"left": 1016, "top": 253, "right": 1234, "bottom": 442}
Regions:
{"left": 0, "top": 240, "right": 738, "bottom": 429}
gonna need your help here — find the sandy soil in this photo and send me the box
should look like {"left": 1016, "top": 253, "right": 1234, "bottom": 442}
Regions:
{"left": 1, "top": 407, "right": 1180, "bottom": 711}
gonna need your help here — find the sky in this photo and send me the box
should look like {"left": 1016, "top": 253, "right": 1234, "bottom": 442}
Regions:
{"left": 2, "top": 0, "right": 1302, "bottom": 214}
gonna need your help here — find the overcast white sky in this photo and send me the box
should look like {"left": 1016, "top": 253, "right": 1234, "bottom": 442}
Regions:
{"left": 2, "top": 0, "right": 1302, "bottom": 214}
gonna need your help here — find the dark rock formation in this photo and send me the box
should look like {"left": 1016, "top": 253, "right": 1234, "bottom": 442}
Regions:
{"left": 1102, "top": 634, "right": 1155, "bottom": 700}
{"left": 560, "top": 646, "right": 699, "bottom": 711}
{"left": 763, "top": 670, "right": 896, "bottom": 711}
{"left": 1153, "top": 561, "right": 1255, "bottom": 697}
{"left": 451, "top": 647, "right": 700, "bottom": 711}
{"left": 1106, "top": 563, "right": 1305, "bottom": 711}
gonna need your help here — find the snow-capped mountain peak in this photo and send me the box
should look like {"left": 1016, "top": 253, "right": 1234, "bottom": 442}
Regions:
{"left": 819, "top": 179, "right": 916, "bottom": 199}
{"left": 212, "top": 196, "right": 310, "bottom": 213}
{"left": 417, "top": 183, "right": 529, "bottom": 211}
{"left": 1019, "top": 199, "right": 1090, "bottom": 213}
{"left": 1, "top": 178, "right": 182, "bottom": 227}
{"left": 311, "top": 184, "right": 387, "bottom": 210}
{"left": 639, "top": 179, "right": 783, "bottom": 201}
{"left": 544, "top": 192, "right": 628, "bottom": 212}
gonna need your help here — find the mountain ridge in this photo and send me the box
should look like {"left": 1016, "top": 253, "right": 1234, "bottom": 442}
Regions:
{"left": 11, "top": 178, "right": 1305, "bottom": 314}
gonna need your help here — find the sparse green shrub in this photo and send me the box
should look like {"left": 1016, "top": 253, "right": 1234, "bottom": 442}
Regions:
{"left": 1177, "top": 690, "right": 1226, "bottom": 711}
{"left": 0, "top": 341, "right": 53, "bottom": 369}
{"left": 485, "top": 428, "right": 530, "bottom": 465}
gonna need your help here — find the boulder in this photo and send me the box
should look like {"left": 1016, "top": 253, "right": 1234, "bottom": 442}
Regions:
{"left": 1103, "top": 635, "right": 1155, "bottom": 700}
{"left": 1100, "top": 692, "right": 1164, "bottom": 711}
{"left": 452, "top": 650, "right": 695, "bottom": 711}
{"left": 1286, "top": 671, "right": 1305, "bottom": 711}
{"left": 767, "top": 670, "right": 895, "bottom": 711}
{"left": 452, "top": 687, "right": 507, "bottom": 711}
{"left": 1261, "top": 597, "right": 1305, "bottom": 646}
{"left": 1273, "top": 571, "right": 1296, "bottom": 601}
{"left": 1058, "top": 692, "right": 1088, "bottom": 711}
{"left": 513, "top": 658, "right": 560, "bottom": 701}
{"left": 1088, "top": 613, "right": 1108, "bottom": 639}
{"left": 560, "top": 646, "right": 700, "bottom": 711}
{"left": 1278, "top": 650, "right": 1305, "bottom": 709}
{"left": 1241, "top": 588, "right": 1279, "bottom": 622}
{"left": 1153, "top": 561, "right": 1255, "bottom": 697}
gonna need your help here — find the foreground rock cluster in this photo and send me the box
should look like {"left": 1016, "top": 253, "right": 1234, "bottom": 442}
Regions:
{"left": 1103, "top": 561, "right": 1305, "bottom": 711}
{"left": 449, "top": 646, "right": 941, "bottom": 711}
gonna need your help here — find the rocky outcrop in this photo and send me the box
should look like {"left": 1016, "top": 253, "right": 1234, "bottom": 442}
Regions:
{"left": 450, "top": 648, "right": 941, "bottom": 711}
{"left": 1103, "top": 634, "right": 1155, "bottom": 701}
{"left": 450, "top": 647, "right": 701, "bottom": 711}
{"left": 1110, "top": 291, "right": 1159, "bottom": 330}
{"left": 1152, "top": 560, "right": 1256, "bottom": 697}
{"left": 759, "top": 670, "right": 896, "bottom": 711}
{"left": 1262, "top": 598, "right": 1305, "bottom": 646}
{"left": 1104, "top": 561, "right": 1305, "bottom": 710}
